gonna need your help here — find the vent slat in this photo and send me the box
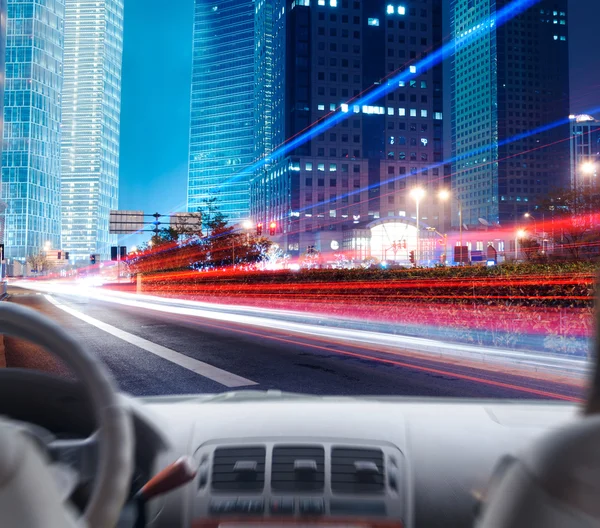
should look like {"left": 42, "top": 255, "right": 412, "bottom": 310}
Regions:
{"left": 331, "top": 447, "right": 384, "bottom": 494}
{"left": 211, "top": 446, "right": 265, "bottom": 491}
{"left": 271, "top": 445, "right": 325, "bottom": 492}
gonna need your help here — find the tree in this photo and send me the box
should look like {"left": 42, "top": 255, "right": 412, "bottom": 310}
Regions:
{"left": 260, "top": 243, "right": 289, "bottom": 270}
{"left": 301, "top": 249, "right": 321, "bottom": 269}
{"left": 26, "top": 253, "right": 52, "bottom": 273}
{"left": 126, "top": 198, "right": 273, "bottom": 274}
{"left": 519, "top": 237, "right": 543, "bottom": 262}
{"left": 197, "top": 196, "right": 227, "bottom": 236}
{"left": 537, "top": 187, "right": 600, "bottom": 260}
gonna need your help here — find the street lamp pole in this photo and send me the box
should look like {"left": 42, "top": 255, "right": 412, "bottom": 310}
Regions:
{"left": 415, "top": 198, "right": 420, "bottom": 265}
{"left": 524, "top": 213, "right": 537, "bottom": 235}
{"left": 410, "top": 188, "right": 425, "bottom": 266}
{"left": 438, "top": 190, "right": 463, "bottom": 265}
{"left": 458, "top": 200, "right": 463, "bottom": 263}
{"left": 515, "top": 229, "right": 525, "bottom": 261}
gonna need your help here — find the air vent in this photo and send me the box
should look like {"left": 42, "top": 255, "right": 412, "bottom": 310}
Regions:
{"left": 331, "top": 447, "right": 384, "bottom": 494}
{"left": 272, "top": 445, "right": 325, "bottom": 491}
{"left": 211, "top": 446, "right": 266, "bottom": 491}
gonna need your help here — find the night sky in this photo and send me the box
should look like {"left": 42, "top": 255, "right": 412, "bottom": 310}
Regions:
{"left": 118, "top": 0, "right": 600, "bottom": 217}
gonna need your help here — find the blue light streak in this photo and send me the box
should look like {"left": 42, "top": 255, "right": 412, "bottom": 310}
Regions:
{"left": 229, "top": 0, "right": 542, "bottom": 184}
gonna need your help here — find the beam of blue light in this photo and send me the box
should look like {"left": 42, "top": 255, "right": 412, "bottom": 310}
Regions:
{"left": 222, "top": 0, "right": 542, "bottom": 187}
{"left": 293, "top": 107, "right": 600, "bottom": 218}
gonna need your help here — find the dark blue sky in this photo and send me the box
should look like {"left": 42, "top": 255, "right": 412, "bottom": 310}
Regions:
{"left": 118, "top": 0, "right": 600, "bottom": 215}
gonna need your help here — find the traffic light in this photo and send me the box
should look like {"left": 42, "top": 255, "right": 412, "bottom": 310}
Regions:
{"left": 57, "top": 251, "right": 61, "bottom": 260}
{"left": 269, "top": 221, "right": 276, "bottom": 236}
{"left": 256, "top": 223, "right": 263, "bottom": 236}
{"left": 90, "top": 254, "right": 96, "bottom": 265}
{"left": 120, "top": 246, "right": 127, "bottom": 259}
{"left": 64, "top": 252, "right": 69, "bottom": 261}
{"left": 409, "top": 250, "right": 415, "bottom": 264}
{"left": 111, "top": 246, "right": 118, "bottom": 261}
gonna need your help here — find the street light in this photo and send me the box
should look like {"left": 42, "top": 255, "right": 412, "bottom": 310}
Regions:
{"left": 241, "top": 220, "right": 253, "bottom": 244}
{"left": 523, "top": 212, "right": 537, "bottom": 235}
{"left": 581, "top": 161, "right": 597, "bottom": 193}
{"left": 581, "top": 162, "right": 596, "bottom": 175}
{"left": 410, "top": 187, "right": 425, "bottom": 266}
{"left": 515, "top": 229, "right": 526, "bottom": 261}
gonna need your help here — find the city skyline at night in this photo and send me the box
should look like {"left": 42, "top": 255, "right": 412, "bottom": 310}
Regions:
{"left": 116, "top": 0, "right": 599, "bottom": 222}
{"left": 0, "top": 0, "right": 598, "bottom": 262}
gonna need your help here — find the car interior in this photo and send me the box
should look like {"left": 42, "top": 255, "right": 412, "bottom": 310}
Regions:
{"left": 0, "top": 297, "right": 598, "bottom": 528}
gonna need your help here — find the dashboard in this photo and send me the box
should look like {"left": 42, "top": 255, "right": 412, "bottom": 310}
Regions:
{"left": 0, "top": 371, "right": 578, "bottom": 528}
{"left": 142, "top": 394, "right": 576, "bottom": 528}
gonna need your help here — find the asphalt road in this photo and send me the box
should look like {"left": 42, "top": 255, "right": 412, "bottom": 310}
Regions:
{"left": 3, "top": 287, "right": 585, "bottom": 401}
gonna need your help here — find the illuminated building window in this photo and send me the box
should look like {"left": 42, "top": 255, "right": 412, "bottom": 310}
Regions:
{"left": 368, "top": 18, "right": 379, "bottom": 26}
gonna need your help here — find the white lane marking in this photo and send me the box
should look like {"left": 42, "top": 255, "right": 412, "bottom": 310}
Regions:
{"left": 45, "top": 295, "right": 257, "bottom": 388}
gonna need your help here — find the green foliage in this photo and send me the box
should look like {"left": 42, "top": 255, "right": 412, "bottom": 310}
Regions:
{"left": 126, "top": 199, "right": 273, "bottom": 274}
{"left": 536, "top": 186, "right": 600, "bottom": 260}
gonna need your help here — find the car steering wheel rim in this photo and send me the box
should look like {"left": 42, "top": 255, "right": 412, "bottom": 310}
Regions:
{"left": 0, "top": 302, "right": 134, "bottom": 528}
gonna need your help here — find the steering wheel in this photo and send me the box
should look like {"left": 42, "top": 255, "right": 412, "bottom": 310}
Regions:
{"left": 0, "top": 303, "right": 134, "bottom": 528}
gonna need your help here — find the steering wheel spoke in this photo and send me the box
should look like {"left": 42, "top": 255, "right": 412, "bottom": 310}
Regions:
{"left": 49, "top": 434, "right": 99, "bottom": 485}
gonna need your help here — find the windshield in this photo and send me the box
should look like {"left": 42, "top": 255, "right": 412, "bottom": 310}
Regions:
{"left": 0, "top": 0, "right": 597, "bottom": 403}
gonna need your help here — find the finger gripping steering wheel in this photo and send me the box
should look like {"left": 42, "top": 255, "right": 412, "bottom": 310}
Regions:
{"left": 0, "top": 302, "right": 134, "bottom": 528}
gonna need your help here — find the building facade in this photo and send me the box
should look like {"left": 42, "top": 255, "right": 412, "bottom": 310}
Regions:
{"left": 569, "top": 114, "right": 600, "bottom": 190}
{"left": 251, "top": 0, "right": 445, "bottom": 260}
{"left": 2, "top": 0, "right": 64, "bottom": 261}
{"left": 61, "top": 0, "right": 124, "bottom": 262}
{"left": 450, "top": 0, "right": 570, "bottom": 228}
{"left": 187, "top": 0, "right": 255, "bottom": 223}
{"left": 0, "top": 0, "right": 7, "bottom": 247}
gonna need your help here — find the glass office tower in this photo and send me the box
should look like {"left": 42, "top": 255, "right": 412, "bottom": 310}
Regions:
{"left": 450, "top": 0, "right": 570, "bottom": 226}
{"left": 187, "top": 0, "right": 255, "bottom": 222}
{"left": 2, "top": 0, "right": 64, "bottom": 261}
{"left": 61, "top": 0, "right": 124, "bottom": 261}
{"left": 251, "top": 0, "right": 445, "bottom": 257}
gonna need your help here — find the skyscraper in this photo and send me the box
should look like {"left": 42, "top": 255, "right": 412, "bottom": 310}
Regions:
{"left": 569, "top": 114, "right": 600, "bottom": 190}
{"left": 0, "top": 0, "right": 7, "bottom": 245}
{"left": 251, "top": 0, "right": 444, "bottom": 260}
{"left": 187, "top": 0, "right": 255, "bottom": 223}
{"left": 450, "top": 0, "right": 570, "bottom": 227}
{"left": 61, "top": 0, "right": 124, "bottom": 261}
{"left": 2, "top": 0, "right": 64, "bottom": 261}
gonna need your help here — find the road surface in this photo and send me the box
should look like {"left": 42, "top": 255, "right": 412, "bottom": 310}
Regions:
{"left": 3, "top": 286, "right": 585, "bottom": 401}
